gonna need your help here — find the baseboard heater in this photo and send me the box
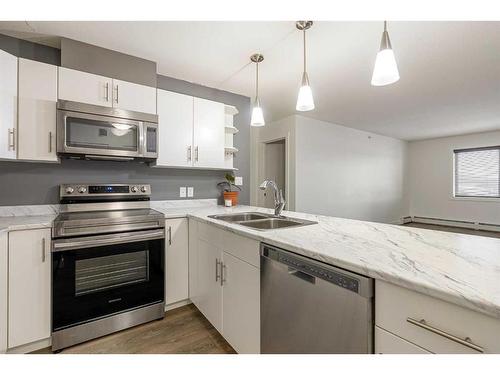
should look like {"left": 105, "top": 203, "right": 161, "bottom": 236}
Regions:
{"left": 406, "top": 215, "right": 500, "bottom": 233}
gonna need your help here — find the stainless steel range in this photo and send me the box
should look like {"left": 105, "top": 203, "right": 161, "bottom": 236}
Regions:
{"left": 51, "top": 183, "right": 165, "bottom": 352}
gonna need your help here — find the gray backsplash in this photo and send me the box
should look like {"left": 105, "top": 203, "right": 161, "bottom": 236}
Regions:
{"left": 0, "top": 33, "right": 251, "bottom": 206}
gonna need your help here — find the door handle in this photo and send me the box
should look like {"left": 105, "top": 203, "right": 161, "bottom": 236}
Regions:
{"left": 194, "top": 146, "right": 199, "bottom": 162}
{"left": 406, "top": 317, "right": 484, "bottom": 353}
{"left": 42, "top": 237, "right": 46, "bottom": 262}
{"left": 105, "top": 82, "right": 109, "bottom": 102}
{"left": 215, "top": 258, "right": 221, "bottom": 282}
{"left": 49, "top": 131, "right": 53, "bottom": 153}
{"left": 187, "top": 146, "right": 192, "bottom": 162}
{"left": 220, "top": 262, "right": 226, "bottom": 286}
{"left": 114, "top": 84, "right": 119, "bottom": 104}
{"left": 288, "top": 267, "right": 316, "bottom": 284}
{"left": 168, "top": 226, "right": 172, "bottom": 245}
{"left": 8, "top": 128, "right": 15, "bottom": 151}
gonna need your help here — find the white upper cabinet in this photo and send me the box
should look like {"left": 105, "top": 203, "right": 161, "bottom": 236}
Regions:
{"left": 8, "top": 229, "right": 51, "bottom": 349}
{"left": 193, "top": 98, "right": 225, "bottom": 168}
{"left": 157, "top": 90, "right": 194, "bottom": 167}
{"left": 0, "top": 49, "right": 18, "bottom": 160}
{"left": 58, "top": 67, "right": 112, "bottom": 107}
{"left": 112, "top": 79, "right": 157, "bottom": 114}
{"left": 58, "top": 67, "right": 156, "bottom": 114}
{"left": 18, "top": 58, "right": 58, "bottom": 162}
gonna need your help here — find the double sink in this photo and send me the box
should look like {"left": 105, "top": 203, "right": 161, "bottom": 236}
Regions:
{"left": 208, "top": 212, "right": 317, "bottom": 231}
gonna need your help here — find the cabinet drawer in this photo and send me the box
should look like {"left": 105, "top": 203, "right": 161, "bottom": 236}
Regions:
{"left": 196, "top": 221, "right": 259, "bottom": 268}
{"left": 376, "top": 280, "right": 500, "bottom": 353}
{"left": 375, "top": 326, "right": 430, "bottom": 354}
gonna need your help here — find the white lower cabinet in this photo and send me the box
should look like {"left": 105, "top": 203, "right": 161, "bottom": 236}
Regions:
{"left": 375, "top": 326, "right": 430, "bottom": 354}
{"left": 8, "top": 229, "right": 51, "bottom": 349}
{"left": 165, "top": 218, "right": 189, "bottom": 306}
{"left": 0, "top": 232, "right": 7, "bottom": 353}
{"left": 375, "top": 280, "right": 500, "bottom": 354}
{"left": 190, "top": 220, "right": 260, "bottom": 353}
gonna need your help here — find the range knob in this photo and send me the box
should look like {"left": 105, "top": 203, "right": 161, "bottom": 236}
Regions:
{"left": 78, "top": 186, "right": 87, "bottom": 194}
{"left": 131, "top": 186, "right": 139, "bottom": 193}
{"left": 65, "top": 186, "right": 75, "bottom": 194}
{"left": 140, "top": 186, "right": 147, "bottom": 193}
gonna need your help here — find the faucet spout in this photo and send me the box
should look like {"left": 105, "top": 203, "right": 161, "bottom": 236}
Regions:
{"left": 259, "top": 180, "right": 286, "bottom": 217}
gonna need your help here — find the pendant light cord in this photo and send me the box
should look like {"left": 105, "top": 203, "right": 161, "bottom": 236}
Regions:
{"left": 384, "top": 20, "right": 387, "bottom": 32}
{"left": 255, "top": 61, "right": 259, "bottom": 100}
{"left": 303, "top": 29, "right": 307, "bottom": 73}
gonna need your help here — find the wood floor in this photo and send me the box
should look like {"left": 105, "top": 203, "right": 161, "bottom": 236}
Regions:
{"left": 403, "top": 222, "right": 500, "bottom": 239}
{"left": 34, "top": 304, "right": 235, "bottom": 354}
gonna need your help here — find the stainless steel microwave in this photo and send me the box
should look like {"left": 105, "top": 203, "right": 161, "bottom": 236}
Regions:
{"left": 57, "top": 100, "right": 158, "bottom": 161}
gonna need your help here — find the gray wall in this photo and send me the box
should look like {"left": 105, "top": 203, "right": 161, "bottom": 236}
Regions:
{"left": 0, "top": 34, "right": 250, "bottom": 206}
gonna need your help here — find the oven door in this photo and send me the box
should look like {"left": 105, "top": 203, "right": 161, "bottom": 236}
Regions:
{"left": 57, "top": 109, "right": 144, "bottom": 158}
{"left": 52, "top": 229, "right": 164, "bottom": 331}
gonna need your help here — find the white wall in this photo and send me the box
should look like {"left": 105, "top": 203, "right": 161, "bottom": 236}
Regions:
{"left": 408, "top": 130, "right": 500, "bottom": 224}
{"left": 293, "top": 115, "right": 407, "bottom": 223}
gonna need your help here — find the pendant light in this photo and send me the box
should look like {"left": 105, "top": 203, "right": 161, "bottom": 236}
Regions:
{"left": 296, "top": 20, "right": 315, "bottom": 112}
{"left": 250, "top": 53, "right": 265, "bottom": 127}
{"left": 371, "top": 21, "right": 400, "bottom": 86}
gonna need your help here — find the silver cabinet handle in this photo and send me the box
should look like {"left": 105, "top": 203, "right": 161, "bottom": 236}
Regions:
{"left": 220, "top": 261, "right": 226, "bottom": 286}
{"left": 215, "top": 258, "right": 221, "bottom": 282}
{"left": 8, "top": 128, "right": 15, "bottom": 151}
{"left": 114, "top": 84, "right": 119, "bottom": 104}
{"left": 49, "top": 131, "right": 53, "bottom": 153}
{"left": 105, "top": 82, "right": 109, "bottom": 102}
{"left": 187, "top": 146, "right": 192, "bottom": 162}
{"left": 42, "top": 237, "right": 46, "bottom": 262}
{"left": 194, "top": 146, "right": 199, "bottom": 162}
{"left": 406, "top": 317, "right": 484, "bottom": 353}
{"left": 168, "top": 226, "right": 172, "bottom": 245}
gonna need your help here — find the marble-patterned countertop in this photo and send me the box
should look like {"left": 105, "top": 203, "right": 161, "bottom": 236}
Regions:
{"left": 1, "top": 200, "right": 500, "bottom": 320}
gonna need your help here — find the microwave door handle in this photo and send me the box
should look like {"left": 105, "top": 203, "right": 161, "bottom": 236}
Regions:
{"left": 52, "top": 229, "right": 165, "bottom": 252}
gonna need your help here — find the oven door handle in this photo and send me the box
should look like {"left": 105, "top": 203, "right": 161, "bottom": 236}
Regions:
{"left": 52, "top": 229, "right": 165, "bottom": 252}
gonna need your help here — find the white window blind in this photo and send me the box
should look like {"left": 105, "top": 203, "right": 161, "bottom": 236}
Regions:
{"left": 454, "top": 147, "right": 500, "bottom": 198}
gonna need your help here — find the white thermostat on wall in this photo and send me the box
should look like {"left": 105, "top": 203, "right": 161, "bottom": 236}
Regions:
{"left": 235, "top": 176, "right": 243, "bottom": 186}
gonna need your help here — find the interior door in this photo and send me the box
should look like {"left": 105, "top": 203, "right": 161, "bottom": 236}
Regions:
{"left": 8, "top": 229, "right": 51, "bottom": 349}
{"left": 58, "top": 67, "right": 112, "bottom": 108}
{"left": 193, "top": 97, "right": 225, "bottom": 168}
{"left": 18, "top": 58, "right": 58, "bottom": 162}
{"left": 0, "top": 49, "right": 17, "bottom": 160}
{"left": 196, "top": 238, "right": 222, "bottom": 332}
{"left": 112, "top": 79, "right": 157, "bottom": 114}
{"left": 222, "top": 252, "right": 260, "bottom": 353}
{"left": 165, "top": 218, "right": 189, "bottom": 305}
{"left": 156, "top": 90, "right": 194, "bottom": 167}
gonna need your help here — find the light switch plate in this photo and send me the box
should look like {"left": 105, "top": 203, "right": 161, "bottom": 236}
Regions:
{"left": 235, "top": 176, "right": 243, "bottom": 186}
{"left": 187, "top": 187, "right": 194, "bottom": 197}
{"left": 179, "top": 187, "right": 187, "bottom": 198}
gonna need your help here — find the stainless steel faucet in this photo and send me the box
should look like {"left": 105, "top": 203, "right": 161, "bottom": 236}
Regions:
{"left": 259, "top": 180, "right": 286, "bottom": 217}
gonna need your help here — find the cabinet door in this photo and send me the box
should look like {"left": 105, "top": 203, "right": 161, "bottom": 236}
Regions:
{"left": 193, "top": 98, "right": 225, "bottom": 168}
{"left": 222, "top": 252, "right": 260, "bottom": 353}
{"left": 165, "top": 218, "right": 189, "bottom": 305}
{"left": 375, "top": 326, "right": 430, "bottom": 354}
{"left": 196, "top": 238, "right": 222, "bottom": 333}
{"left": 58, "top": 67, "right": 112, "bottom": 107}
{"left": 8, "top": 229, "right": 51, "bottom": 349}
{"left": 156, "top": 90, "right": 194, "bottom": 167}
{"left": 18, "top": 58, "right": 58, "bottom": 162}
{"left": 0, "top": 49, "right": 17, "bottom": 160}
{"left": 112, "top": 79, "right": 157, "bottom": 114}
{"left": 0, "top": 232, "right": 7, "bottom": 353}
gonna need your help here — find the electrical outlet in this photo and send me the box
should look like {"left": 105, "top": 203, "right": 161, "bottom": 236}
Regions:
{"left": 179, "top": 187, "right": 187, "bottom": 198}
{"left": 235, "top": 176, "right": 243, "bottom": 186}
{"left": 187, "top": 187, "right": 194, "bottom": 198}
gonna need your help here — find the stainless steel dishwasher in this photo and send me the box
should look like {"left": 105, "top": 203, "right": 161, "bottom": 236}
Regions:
{"left": 260, "top": 243, "right": 374, "bottom": 354}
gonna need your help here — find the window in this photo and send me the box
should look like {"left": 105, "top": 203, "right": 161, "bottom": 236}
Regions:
{"left": 454, "top": 146, "right": 500, "bottom": 198}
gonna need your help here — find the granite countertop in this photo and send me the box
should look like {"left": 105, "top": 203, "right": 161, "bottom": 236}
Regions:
{"left": 1, "top": 201, "right": 500, "bottom": 320}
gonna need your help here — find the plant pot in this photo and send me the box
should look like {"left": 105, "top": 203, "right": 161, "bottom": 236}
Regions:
{"left": 223, "top": 191, "right": 239, "bottom": 206}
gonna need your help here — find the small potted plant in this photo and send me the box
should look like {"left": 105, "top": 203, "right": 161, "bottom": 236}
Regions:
{"left": 217, "top": 173, "right": 241, "bottom": 206}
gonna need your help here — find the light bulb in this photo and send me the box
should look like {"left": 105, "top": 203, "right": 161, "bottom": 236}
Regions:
{"left": 371, "top": 48, "right": 400, "bottom": 86}
{"left": 250, "top": 104, "right": 265, "bottom": 127}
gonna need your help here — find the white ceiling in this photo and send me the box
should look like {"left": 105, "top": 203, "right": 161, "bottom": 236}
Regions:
{"left": 1, "top": 21, "right": 500, "bottom": 141}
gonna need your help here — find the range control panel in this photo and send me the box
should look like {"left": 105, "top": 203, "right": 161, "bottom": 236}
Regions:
{"left": 60, "top": 184, "right": 151, "bottom": 199}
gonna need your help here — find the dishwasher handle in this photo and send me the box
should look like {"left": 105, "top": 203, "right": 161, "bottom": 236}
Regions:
{"left": 261, "top": 243, "right": 373, "bottom": 298}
